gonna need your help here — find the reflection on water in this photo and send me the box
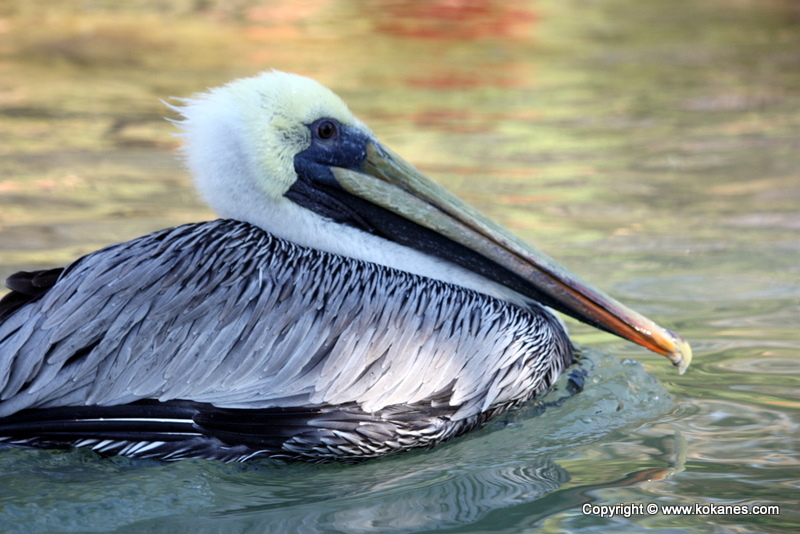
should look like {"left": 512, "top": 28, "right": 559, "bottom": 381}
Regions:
{"left": 1, "top": 0, "right": 799, "bottom": 532}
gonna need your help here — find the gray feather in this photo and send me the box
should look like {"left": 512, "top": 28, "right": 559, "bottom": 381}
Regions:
{"left": 0, "top": 219, "right": 573, "bottom": 458}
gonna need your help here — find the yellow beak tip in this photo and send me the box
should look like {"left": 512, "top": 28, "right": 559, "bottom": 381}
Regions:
{"left": 674, "top": 337, "right": 693, "bottom": 375}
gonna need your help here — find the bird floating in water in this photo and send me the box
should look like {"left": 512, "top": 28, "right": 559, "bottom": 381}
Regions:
{"left": 0, "top": 72, "right": 691, "bottom": 462}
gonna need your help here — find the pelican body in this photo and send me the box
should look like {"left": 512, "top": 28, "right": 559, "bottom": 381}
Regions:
{"left": 0, "top": 72, "right": 691, "bottom": 462}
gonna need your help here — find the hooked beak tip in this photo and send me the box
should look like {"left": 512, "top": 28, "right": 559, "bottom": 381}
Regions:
{"left": 670, "top": 331, "right": 693, "bottom": 374}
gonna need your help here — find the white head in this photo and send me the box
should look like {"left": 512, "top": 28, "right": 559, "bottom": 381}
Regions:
{"left": 177, "top": 71, "right": 369, "bottom": 222}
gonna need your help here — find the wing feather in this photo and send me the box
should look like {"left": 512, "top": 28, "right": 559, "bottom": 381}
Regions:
{"left": 0, "top": 219, "right": 571, "bottom": 425}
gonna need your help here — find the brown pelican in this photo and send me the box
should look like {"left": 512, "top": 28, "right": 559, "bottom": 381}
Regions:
{"left": 0, "top": 72, "right": 691, "bottom": 462}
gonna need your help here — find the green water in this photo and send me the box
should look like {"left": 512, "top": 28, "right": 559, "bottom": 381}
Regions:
{"left": 0, "top": 0, "right": 798, "bottom": 532}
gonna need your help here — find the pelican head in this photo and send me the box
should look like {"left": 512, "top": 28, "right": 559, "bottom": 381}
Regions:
{"left": 176, "top": 71, "right": 691, "bottom": 373}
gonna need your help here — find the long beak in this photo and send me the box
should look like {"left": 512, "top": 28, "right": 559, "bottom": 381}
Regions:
{"left": 330, "top": 142, "right": 692, "bottom": 373}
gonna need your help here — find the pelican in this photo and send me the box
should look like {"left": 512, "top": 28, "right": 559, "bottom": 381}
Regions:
{"left": 0, "top": 72, "right": 691, "bottom": 462}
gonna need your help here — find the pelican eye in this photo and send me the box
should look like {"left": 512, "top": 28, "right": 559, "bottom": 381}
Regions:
{"left": 314, "top": 120, "right": 339, "bottom": 141}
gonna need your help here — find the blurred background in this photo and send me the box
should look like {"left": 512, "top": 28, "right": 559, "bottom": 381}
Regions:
{"left": 0, "top": 1, "right": 798, "bottom": 532}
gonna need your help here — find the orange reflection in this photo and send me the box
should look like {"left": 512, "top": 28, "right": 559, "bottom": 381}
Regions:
{"left": 370, "top": 0, "right": 538, "bottom": 40}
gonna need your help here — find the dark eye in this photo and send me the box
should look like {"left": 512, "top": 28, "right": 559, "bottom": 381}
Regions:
{"left": 315, "top": 120, "right": 338, "bottom": 140}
